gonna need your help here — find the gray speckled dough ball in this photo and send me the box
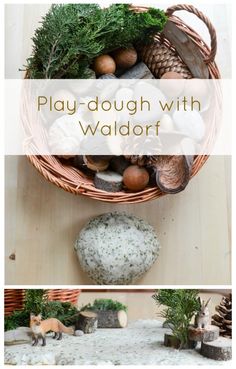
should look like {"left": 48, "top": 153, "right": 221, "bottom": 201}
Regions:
{"left": 74, "top": 212, "right": 160, "bottom": 285}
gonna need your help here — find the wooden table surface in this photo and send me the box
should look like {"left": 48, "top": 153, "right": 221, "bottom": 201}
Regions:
{"left": 4, "top": 3, "right": 231, "bottom": 286}
{"left": 5, "top": 155, "right": 231, "bottom": 285}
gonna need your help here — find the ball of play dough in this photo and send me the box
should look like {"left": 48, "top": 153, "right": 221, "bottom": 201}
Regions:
{"left": 74, "top": 212, "right": 160, "bottom": 285}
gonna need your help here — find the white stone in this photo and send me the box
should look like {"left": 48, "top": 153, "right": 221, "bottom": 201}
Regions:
{"left": 74, "top": 212, "right": 160, "bottom": 284}
{"left": 48, "top": 113, "right": 84, "bottom": 154}
{"left": 5, "top": 327, "right": 32, "bottom": 345}
{"left": 160, "top": 114, "right": 175, "bottom": 131}
{"left": 133, "top": 81, "right": 166, "bottom": 123}
{"left": 173, "top": 106, "right": 205, "bottom": 142}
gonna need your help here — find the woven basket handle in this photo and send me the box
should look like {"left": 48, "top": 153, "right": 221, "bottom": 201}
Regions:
{"left": 166, "top": 4, "right": 217, "bottom": 63}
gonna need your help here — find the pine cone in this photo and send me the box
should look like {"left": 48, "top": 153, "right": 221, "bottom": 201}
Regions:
{"left": 123, "top": 133, "right": 162, "bottom": 167}
{"left": 140, "top": 41, "right": 192, "bottom": 79}
{"left": 212, "top": 294, "right": 232, "bottom": 339}
{"left": 125, "top": 155, "right": 159, "bottom": 167}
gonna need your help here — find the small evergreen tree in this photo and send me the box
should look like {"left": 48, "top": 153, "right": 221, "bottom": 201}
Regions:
{"left": 152, "top": 289, "right": 201, "bottom": 348}
{"left": 24, "top": 289, "right": 48, "bottom": 315}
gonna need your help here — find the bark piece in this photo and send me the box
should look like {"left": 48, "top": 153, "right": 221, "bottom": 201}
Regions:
{"left": 96, "top": 310, "right": 128, "bottom": 328}
{"left": 94, "top": 171, "right": 123, "bottom": 192}
{"left": 188, "top": 324, "right": 219, "bottom": 342}
{"left": 75, "top": 311, "right": 98, "bottom": 334}
{"left": 163, "top": 20, "right": 209, "bottom": 79}
{"left": 154, "top": 155, "right": 193, "bottom": 193}
{"left": 201, "top": 337, "right": 232, "bottom": 361}
{"left": 119, "top": 62, "right": 155, "bottom": 79}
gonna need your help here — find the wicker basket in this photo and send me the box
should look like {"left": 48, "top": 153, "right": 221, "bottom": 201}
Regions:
{"left": 4, "top": 289, "right": 81, "bottom": 316}
{"left": 26, "top": 4, "right": 220, "bottom": 204}
{"left": 47, "top": 289, "right": 81, "bottom": 305}
{"left": 4, "top": 289, "right": 25, "bottom": 316}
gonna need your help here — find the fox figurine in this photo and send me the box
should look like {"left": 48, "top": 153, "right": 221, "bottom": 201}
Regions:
{"left": 30, "top": 313, "right": 74, "bottom": 346}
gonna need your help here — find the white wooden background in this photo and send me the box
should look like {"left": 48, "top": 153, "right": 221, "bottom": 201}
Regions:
{"left": 4, "top": 3, "right": 231, "bottom": 285}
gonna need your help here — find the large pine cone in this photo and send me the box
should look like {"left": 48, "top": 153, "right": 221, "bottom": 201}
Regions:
{"left": 140, "top": 42, "right": 192, "bottom": 79}
{"left": 212, "top": 294, "right": 232, "bottom": 339}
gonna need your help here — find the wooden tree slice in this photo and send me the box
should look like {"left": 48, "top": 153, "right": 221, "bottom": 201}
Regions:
{"left": 96, "top": 310, "right": 128, "bottom": 328}
{"left": 75, "top": 311, "right": 98, "bottom": 334}
{"left": 201, "top": 337, "right": 232, "bottom": 361}
{"left": 119, "top": 62, "right": 155, "bottom": 79}
{"left": 188, "top": 324, "right": 219, "bottom": 342}
{"left": 163, "top": 21, "right": 209, "bottom": 79}
{"left": 164, "top": 333, "right": 196, "bottom": 349}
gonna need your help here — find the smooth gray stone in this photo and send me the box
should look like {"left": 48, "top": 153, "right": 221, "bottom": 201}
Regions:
{"left": 5, "top": 327, "right": 32, "bottom": 345}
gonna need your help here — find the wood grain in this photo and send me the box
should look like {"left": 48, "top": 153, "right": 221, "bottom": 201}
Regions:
{"left": 5, "top": 155, "right": 231, "bottom": 285}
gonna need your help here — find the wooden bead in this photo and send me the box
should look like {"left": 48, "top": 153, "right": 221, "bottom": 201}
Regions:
{"left": 161, "top": 71, "right": 184, "bottom": 79}
{"left": 113, "top": 47, "right": 137, "bottom": 69}
{"left": 160, "top": 72, "right": 185, "bottom": 96}
{"left": 123, "top": 165, "right": 149, "bottom": 191}
{"left": 93, "top": 55, "right": 116, "bottom": 75}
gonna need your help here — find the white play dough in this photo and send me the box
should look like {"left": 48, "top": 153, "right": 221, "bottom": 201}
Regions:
{"left": 74, "top": 212, "right": 160, "bottom": 284}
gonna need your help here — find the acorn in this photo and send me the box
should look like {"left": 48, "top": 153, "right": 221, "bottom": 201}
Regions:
{"left": 112, "top": 47, "right": 138, "bottom": 69}
{"left": 160, "top": 71, "right": 185, "bottom": 97}
{"left": 123, "top": 165, "right": 149, "bottom": 192}
{"left": 93, "top": 55, "right": 116, "bottom": 75}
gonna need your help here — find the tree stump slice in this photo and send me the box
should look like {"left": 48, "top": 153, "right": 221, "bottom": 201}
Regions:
{"left": 201, "top": 337, "right": 232, "bottom": 361}
{"left": 164, "top": 333, "right": 196, "bottom": 349}
{"left": 119, "top": 62, "right": 155, "bottom": 79}
{"left": 75, "top": 311, "right": 98, "bottom": 334}
{"left": 96, "top": 310, "right": 128, "bottom": 328}
{"left": 188, "top": 325, "right": 219, "bottom": 342}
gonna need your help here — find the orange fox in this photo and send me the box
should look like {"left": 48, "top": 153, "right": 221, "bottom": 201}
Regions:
{"left": 30, "top": 313, "right": 74, "bottom": 346}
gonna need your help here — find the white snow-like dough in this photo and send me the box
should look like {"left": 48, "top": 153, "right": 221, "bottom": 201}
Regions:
{"left": 74, "top": 212, "right": 160, "bottom": 284}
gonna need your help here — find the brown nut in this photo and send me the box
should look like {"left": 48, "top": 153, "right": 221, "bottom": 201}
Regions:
{"left": 123, "top": 165, "right": 149, "bottom": 191}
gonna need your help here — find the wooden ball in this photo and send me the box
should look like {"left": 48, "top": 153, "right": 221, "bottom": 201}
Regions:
{"left": 160, "top": 71, "right": 185, "bottom": 96}
{"left": 93, "top": 55, "right": 116, "bottom": 75}
{"left": 113, "top": 47, "right": 138, "bottom": 69}
{"left": 123, "top": 165, "right": 149, "bottom": 192}
{"left": 161, "top": 71, "right": 184, "bottom": 79}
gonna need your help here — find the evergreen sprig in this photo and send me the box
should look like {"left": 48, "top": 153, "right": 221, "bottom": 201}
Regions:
{"left": 80, "top": 298, "right": 128, "bottom": 312}
{"left": 26, "top": 4, "right": 167, "bottom": 79}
